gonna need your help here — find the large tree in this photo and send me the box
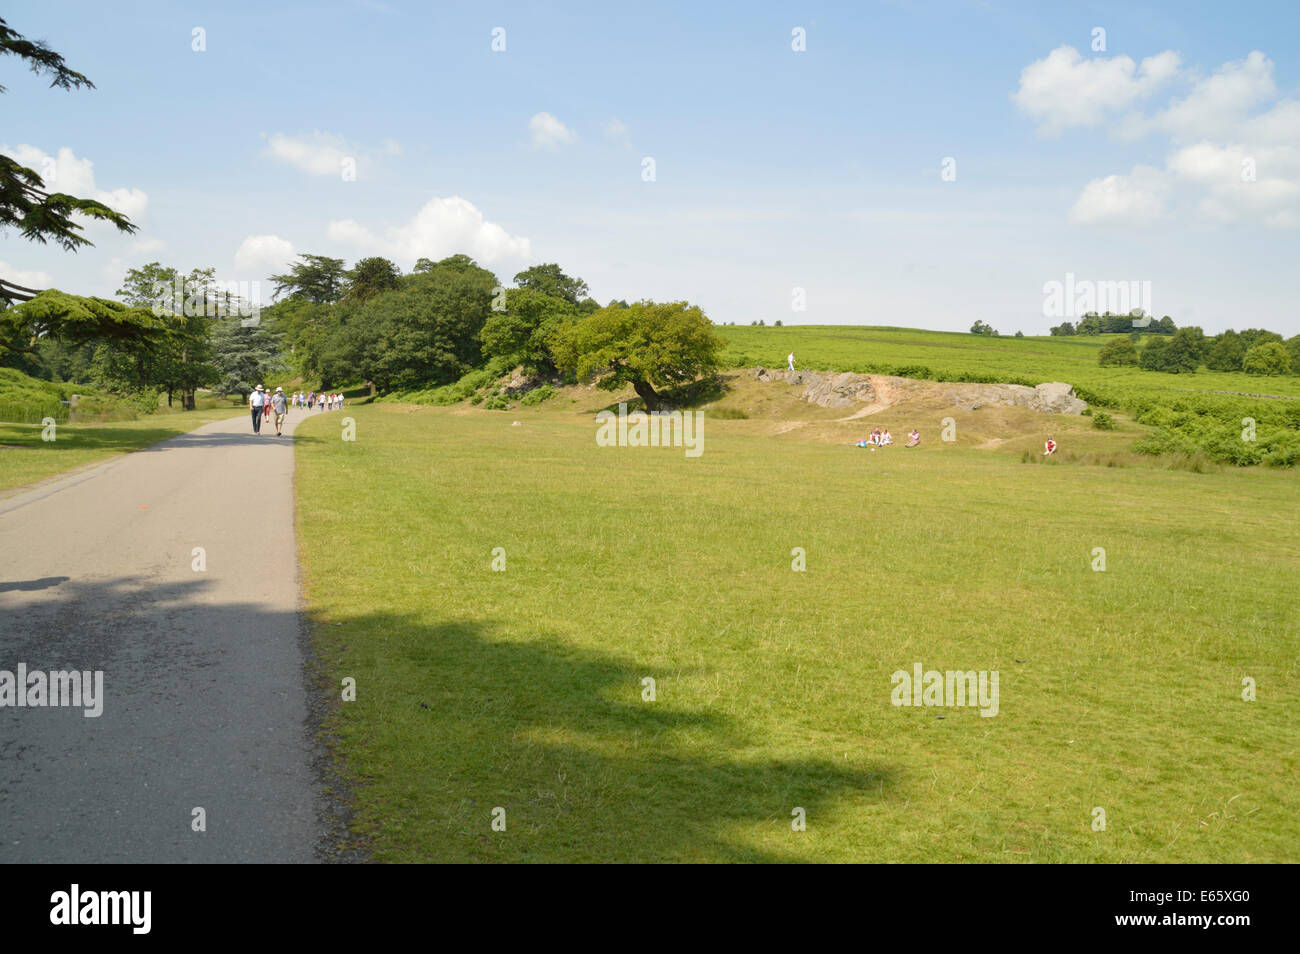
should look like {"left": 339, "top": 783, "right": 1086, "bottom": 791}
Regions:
{"left": 352, "top": 260, "right": 498, "bottom": 391}
{"left": 552, "top": 300, "right": 722, "bottom": 411}
{"left": 0, "top": 16, "right": 137, "bottom": 305}
{"left": 270, "top": 254, "right": 347, "bottom": 304}
{"left": 343, "top": 256, "right": 401, "bottom": 302}
{"left": 479, "top": 286, "right": 579, "bottom": 374}
{"left": 513, "top": 263, "right": 589, "bottom": 305}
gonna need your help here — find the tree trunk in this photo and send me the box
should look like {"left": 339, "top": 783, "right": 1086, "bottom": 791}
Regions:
{"left": 632, "top": 379, "right": 661, "bottom": 412}
{"left": 182, "top": 390, "right": 196, "bottom": 411}
{"left": 166, "top": 390, "right": 173, "bottom": 407}
{"left": 368, "top": 381, "right": 376, "bottom": 397}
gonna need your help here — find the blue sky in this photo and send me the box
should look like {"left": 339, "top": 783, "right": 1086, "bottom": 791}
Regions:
{"left": 4, "top": 0, "right": 1299, "bottom": 333}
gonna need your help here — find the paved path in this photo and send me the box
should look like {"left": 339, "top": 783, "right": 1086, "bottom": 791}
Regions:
{"left": 0, "top": 409, "right": 328, "bottom": 862}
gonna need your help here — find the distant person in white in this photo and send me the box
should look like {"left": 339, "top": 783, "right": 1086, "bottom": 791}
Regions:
{"left": 787, "top": 352, "right": 795, "bottom": 372}
{"left": 249, "top": 384, "right": 266, "bottom": 434}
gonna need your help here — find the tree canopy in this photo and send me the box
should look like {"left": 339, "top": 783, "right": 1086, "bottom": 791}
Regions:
{"left": 552, "top": 300, "right": 722, "bottom": 411}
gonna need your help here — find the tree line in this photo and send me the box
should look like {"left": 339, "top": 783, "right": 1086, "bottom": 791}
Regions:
{"left": 1097, "top": 326, "right": 1298, "bottom": 375}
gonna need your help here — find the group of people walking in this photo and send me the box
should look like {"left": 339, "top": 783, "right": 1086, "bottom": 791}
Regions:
{"left": 293, "top": 390, "right": 343, "bottom": 412}
{"left": 248, "top": 385, "right": 344, "bottom": 436}
{"left": 248, "top": 385, "right": 288, "bottom": 436}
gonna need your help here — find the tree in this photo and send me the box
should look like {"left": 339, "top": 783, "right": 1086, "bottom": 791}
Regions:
{"left": 115, "top": 264, "right": 230, "bottom": 408}
{"left": 212, "top": 317, "right": 284, "bottom": 401}
{"left": 1140, "top": 328, "right": 1202, "bottom": 373}
{"left": 513, "top": 263, "right": 589, "bottom": 305}
{"left": 343, "top": 256, "right": 401, "bottom": 303}
{"left": 970, "top": 320, "right": 997, "bottom": 336}
{"left": 352, "top": 259, "right": 498, "bottom": 391}
{"left": 270, "top": 254, "right": 346, "bottom": 304}
{"left": 1157, "top": 316, "right": 1176, "bottom": 335}
{"left": 1076, "top": 314, "right": 1102, "bottom": 335}
{"left": 3, "top": 289, "right": 165, "bottom": 361}
{"left": 1050, "top": 322, "right": 1076, "bottom": 336}
{"left": 1242, "top": 341, "right": 1292, "bottom": 376}
{"left": 1204, "top": 331, "right": 1245, "bottom": 372}
{"left": 1285, "top": 335, "right": 1300, "bottom": 375}
{"left": 1098, "top": 337, "right": 1139, "bottom": 366}
{"left": 479, "top": 286, "right": 577, "bottom": 373}
{"left": 552, "top": 300, "right": 722, "bottom": 411}
{"left": 0, "top": 16, "right": 137, "bottom": 305}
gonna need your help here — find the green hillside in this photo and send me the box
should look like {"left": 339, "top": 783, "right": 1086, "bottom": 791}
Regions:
{"left": 720, "top": 326, "right": 1300, "bottom": 466}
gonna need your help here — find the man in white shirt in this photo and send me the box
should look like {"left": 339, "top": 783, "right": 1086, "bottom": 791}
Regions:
{"left": 787, "top": 352, "right": 795, "bottom": 372}
{"left": 249, "top": 384, "right": 266, "bottom": 434}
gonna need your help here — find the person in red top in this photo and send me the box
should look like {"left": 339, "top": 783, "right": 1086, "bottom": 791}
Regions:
{"left": 1044, "top": 437, "right": 1057, "bottom": 455}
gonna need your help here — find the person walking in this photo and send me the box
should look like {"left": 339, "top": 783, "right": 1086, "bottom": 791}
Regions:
{"left": 787, "top": 352, "right": 795, "bottom": 372}
{"left": 249, "top": 384, "right": 266, "bottom": 434}
{"left": 271, "top": 386, "right": 289, "bottom": 436}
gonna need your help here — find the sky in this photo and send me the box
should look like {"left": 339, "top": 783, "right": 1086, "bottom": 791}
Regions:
{"left": 3, "top": 0, "right": 1299, "bottom": 335}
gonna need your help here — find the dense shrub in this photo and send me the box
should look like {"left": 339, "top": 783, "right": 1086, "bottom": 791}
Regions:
{"left": 519, "top": 384, "right": 556, "bottom": 406}
{"left": 1092, "top": 411, "right": 1116, "bottom": 430}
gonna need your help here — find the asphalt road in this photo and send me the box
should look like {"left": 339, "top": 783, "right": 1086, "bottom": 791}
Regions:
{"left": 0, "top": 409, "right": 330, "bottom": 862}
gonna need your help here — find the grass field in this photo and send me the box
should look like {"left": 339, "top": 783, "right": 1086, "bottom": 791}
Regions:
{"left": 0, "top": 406, "right": 245, "bottom": 493}
{"left": 295, "top": 397, "right": 1299, "bottom": 863}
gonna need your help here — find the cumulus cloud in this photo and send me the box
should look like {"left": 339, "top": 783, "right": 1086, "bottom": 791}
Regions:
{"left": 529, "top": 112, "right": 577, "bottom": 149}
{"left": 1016, "top": 47, "right": 1300, "bottom": 229}
{"left": 327, "top": 196, "right": 531, "bottom": 264}
{"left": 235, "top": 234, "right": 296, "bottom": 276}
{"left": 1069, "top": 167, "right": 1169, "bottom": 225}
{"left": 0, "top": 144, "right": 149, "bottom": 222}
{"left": 1013, "top": 46, "right": 1180, "bottom": 135}
{"left": 0, "top": 260, "right": 54, "bottom": 289}
{"left": 265, "top": 130, "right": 400, "bottom": 178}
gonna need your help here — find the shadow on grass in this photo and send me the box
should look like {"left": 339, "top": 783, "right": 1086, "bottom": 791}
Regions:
{"left": 317, "top": 610, "right": 893, "bottom": 862}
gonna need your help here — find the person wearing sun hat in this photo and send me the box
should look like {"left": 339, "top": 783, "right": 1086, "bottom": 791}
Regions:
{"left": 249, "top": 384, "right": 266, "bottom": 435}
{"left": 271, "top": 386, "right": 288, "bottom": 436}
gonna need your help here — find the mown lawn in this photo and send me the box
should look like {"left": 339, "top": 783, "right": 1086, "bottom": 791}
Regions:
{"left": 0, "top": 407, "right": 245, "bottom": 493}
{"left": 295, "top": 400, "right": 1299, "bottom": 862}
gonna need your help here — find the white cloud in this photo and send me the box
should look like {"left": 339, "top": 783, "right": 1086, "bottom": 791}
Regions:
{"left": 0, "top": 144, "right": 149, "bottom": 222}
{"left": 235, "top": 234, "right": 296, "bottom": 276}
{"left": 1152, "top": 51, "right": 1276, "bottom": 140}
{"left": 0, "top": 260, "right": 54, "bottom": 290}
{"left": 1069, "top": 167, "right": 1169, "bottom": 225}
{"left": 1013, "top": 46, "right": 1180, "bottom": 135}
{"left": 603, "top": 118, "right": 631, "bottom": 147}
{"left": 131, "top": 237, "right": 165, "bottom": 254}
{"left": 327, "top": 196, "right": 531, "bottom": 264}
{"left": 265, "top": 130, "right": 398, "bottom": 178}
{"left": 529, "top": 112, "right": 577, "bottom": 149}
{"left": 1016, "top": 46, "right": 1300, "bottom": 229}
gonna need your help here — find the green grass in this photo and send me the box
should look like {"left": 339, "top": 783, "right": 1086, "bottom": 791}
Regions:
{"left": 295, "top": 400, "right": 1299, "bottom": 863}
{"left": 0, "top": 406, "right": 245, "bottom": 492}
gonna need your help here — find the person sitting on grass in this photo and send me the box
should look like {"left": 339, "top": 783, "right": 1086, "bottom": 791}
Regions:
{"left": 905, "top": 428, "right": 920, "bottom": 447}
{"left": 1044, "top": 437, "right": 1058, "bottom": 455}
{"left": 880, "top": 429, "right": 893, "bottom": 446}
